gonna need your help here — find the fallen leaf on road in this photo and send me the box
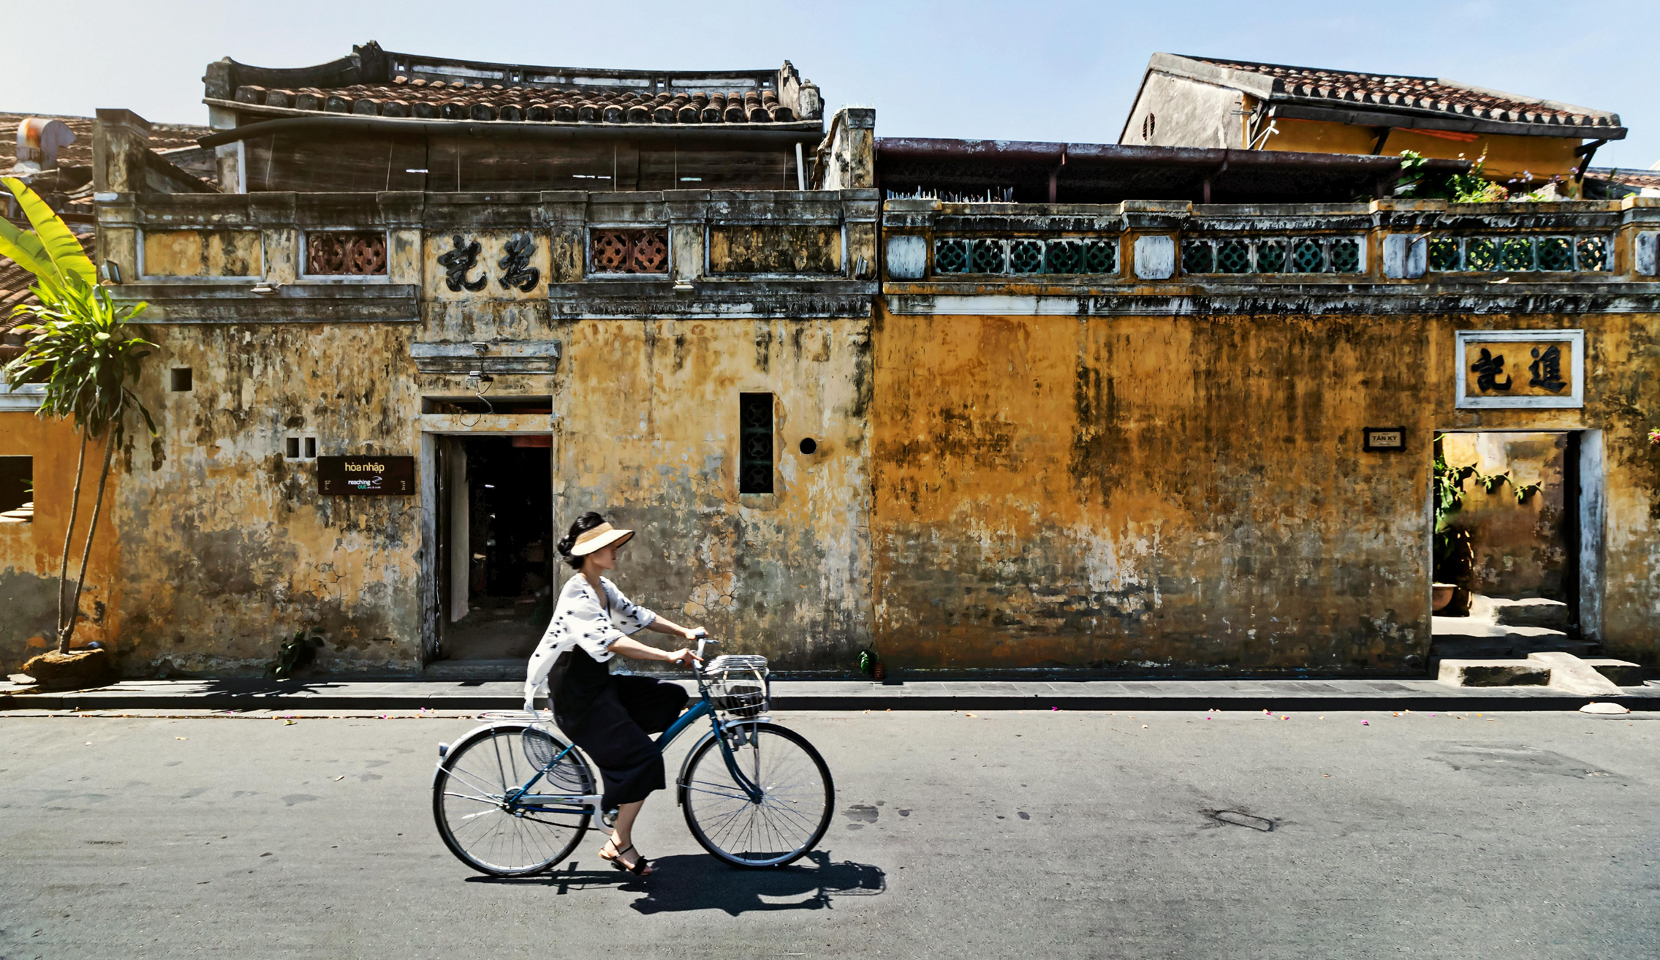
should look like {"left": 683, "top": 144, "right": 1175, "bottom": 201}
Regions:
{"left": 333, "top": 775, "right": 345, "bottom": 781}
{"left": 1361, "top": 720, "right": 1370, "bottom": 725}
{"left": 1141, "top": 725, "right": 1149, "bottom": 729}
{"left": 176, "top": 736, "right": 188, "bottom": 741}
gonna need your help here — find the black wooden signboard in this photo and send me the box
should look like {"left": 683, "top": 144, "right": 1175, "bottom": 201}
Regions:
{"left": 318, "top": 456, "right": 415, "bottom": 495}
{"left": 1362, "top": 427, "right": 1407, "bottom": 452}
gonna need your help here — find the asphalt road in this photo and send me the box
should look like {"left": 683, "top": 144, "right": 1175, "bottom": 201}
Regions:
{"left": 2, "top": 707, "right": 1656, "bottom": 960}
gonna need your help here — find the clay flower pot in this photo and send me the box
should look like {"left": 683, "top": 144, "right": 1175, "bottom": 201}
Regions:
{"left": 1432, "top": 583, "right": 1458, "bottom": 612}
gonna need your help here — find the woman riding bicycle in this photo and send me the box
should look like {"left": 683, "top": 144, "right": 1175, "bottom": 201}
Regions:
{"left": 523, "top": 511, "right": 704, "bottom": 877}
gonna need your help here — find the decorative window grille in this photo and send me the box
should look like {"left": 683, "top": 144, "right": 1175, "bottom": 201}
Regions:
{"left": 1182, "top": 237, "right": 1363, "bottom": 275}
{"left": 933, "top": 238, "right": 1118, "bottom": 276}
{"left": 305, "top": 231, "right": 387, "bottom": 275}
{"left": 738, "top": 393, "right": 774, "bottom": 494}
{"left": 1425, "top": 235, "right": 1610, "bottom": 273}
{"left": 589, "top": 228, "right": 670, "bottom": 274}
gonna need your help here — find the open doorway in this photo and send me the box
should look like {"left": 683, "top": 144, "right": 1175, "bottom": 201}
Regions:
{"left": 433, "top": 435, "right": 554, "bottom": 661}
{"left": 1431, "top": 431, "right": 1598, "bottom": 662}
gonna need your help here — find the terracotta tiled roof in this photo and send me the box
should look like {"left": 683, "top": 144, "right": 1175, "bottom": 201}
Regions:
{"left": 210, "top": 43, "right": 822, "bottom": 129}
{"left": 1154, "top": 54, "right": 1623, "bottom": 135}
{"left": 0, "top": 112, "right": 211, "bottom": 169}
{"left": 229, "top": 79, "right": 803, "bottom": 125}
{"left": 1591, "top": 167, "right": 1660, "bottom": 189}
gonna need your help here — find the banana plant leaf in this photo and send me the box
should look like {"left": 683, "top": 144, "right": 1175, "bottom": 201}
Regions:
{"left": 1, "top": 176, "right": 95, "bottom": 295}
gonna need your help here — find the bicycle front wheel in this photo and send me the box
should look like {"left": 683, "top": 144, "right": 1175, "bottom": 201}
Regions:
{"left": 680, "top": 722, "right": 834, "bottom": 868}
{"left": 432, "top": 723, "right": 594, "bottom": 876}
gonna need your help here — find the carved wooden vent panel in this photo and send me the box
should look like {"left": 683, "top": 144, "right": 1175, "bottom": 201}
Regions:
{"left": 589, "top": 228, "right": 669, "bottom": 274}
{"left": 305, "top": 232, "right": 387, "bottom": 275}
{"left": 1426, "top": 236, "right": 1609, "bottom": 273}
{"left": 1182, "top": 237, "right": 1363, "bottom": 275}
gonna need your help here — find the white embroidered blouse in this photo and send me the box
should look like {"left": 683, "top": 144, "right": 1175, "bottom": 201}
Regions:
{"left": 523, "top": 574, "right": 657, "bottom": 709}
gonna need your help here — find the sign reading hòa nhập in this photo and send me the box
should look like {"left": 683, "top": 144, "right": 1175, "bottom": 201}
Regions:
{"left": 317, "top": 456, "right": 415, "bottom": 496}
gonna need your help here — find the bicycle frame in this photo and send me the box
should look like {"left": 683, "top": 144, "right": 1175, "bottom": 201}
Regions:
{"left": 493, "top": 647, "right": 766, "bottom": 818}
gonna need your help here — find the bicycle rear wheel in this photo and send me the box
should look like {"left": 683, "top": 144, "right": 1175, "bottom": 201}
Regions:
{"left": 432, "top": 723, "right": 594, "bottom": 876}
{"left": 680, "top": 722, "right": 834, "bottom": 868}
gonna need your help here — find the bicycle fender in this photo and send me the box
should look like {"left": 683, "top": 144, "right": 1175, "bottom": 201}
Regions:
{"left": 431, "top": 720, "right": 540, "bottom": 788}
{"left": 673, "top": 729, "right": 720, "bottom": 807}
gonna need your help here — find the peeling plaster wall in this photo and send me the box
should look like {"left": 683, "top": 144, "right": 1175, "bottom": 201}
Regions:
{"left": 115, "top": 324, "right": 424, "bottom": 676}
{"left": 551, "top": 316, "right": 874, "bottom": 669}
{"left": 871, "top": 306, "right": 1660, "bottom": 674}
{"left": 0, "top": 414, "right": 121, "bottom": 670}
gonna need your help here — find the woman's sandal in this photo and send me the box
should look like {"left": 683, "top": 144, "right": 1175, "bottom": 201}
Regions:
{"left": 600, "top": 841, "right": 652, "bottom": 876}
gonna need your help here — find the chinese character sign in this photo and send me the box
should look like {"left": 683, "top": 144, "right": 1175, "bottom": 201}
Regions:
{"left": 1456, "top": 331, "right": 1583, "bottom": 409}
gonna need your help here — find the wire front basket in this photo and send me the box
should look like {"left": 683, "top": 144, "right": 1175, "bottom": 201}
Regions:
{"left": 704, "top": 654, "right": 770, "bottom": 721}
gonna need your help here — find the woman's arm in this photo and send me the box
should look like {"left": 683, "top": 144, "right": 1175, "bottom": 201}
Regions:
{"left": 644, "top": 616, "right": 699, "bottom": 642}
{"left": 608, "top": 635, "right": 700, "bottom": 666}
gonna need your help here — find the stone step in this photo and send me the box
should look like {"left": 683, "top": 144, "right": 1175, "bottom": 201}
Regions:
{"left": 1437, "top": 659, "right": 1551, "bottom": 687}
{"left": 1429, "top": 627, "right": 1597, "bottom": 665}
{"left": 1437, "top": 652, "right": 1644, "bottom": 690}
{"left": 1581, "top": 658, "right": 1645, "bottom": 686}
{"left": 1489, "top": 597, "right": 1571, "bottom": 631}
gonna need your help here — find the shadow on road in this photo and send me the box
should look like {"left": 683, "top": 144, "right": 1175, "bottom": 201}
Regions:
{"left": 459, "top": 850, "right": 885, "bottom": 915}
{"left": 627, "top": 850, "right": 886, "bottom": 916}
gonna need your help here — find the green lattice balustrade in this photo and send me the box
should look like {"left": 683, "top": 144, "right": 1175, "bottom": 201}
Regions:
{"left": 1256, "top": 240, "right": 1287, "bottom": 273}
{"left": 1216, "top": 239, "right": 1252, "bottom": 274}
{"left": 1499, "top": 238, "right": 1534, "bottom": 271}
{"left": 935, "top": 239, "right": 969, "bottom": 274}
{"left": 1182, "top": 241, "right": 1215, "bottom": 274}
{"left": 1043, "top": 240, "right": 1084, "bottom": 274}
{"left": 969, "top": 240, "right": 1006, "bottom": 274}
{"left": 1536, "top": 237, "right": 1574, "bottom": 271}
{"left": 1328, "top": 238, "right": 1361, "bottom": 273}
{"left": 1009, "top": 239, "right": 1044, "bottom": 274}
{"left": 1291, "top": 239, "right": 1324, "bottom": 273}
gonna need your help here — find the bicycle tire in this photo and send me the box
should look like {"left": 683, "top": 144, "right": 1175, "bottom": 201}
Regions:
{"left": 680, "top": 722, "right": 834, "bottom": 868}
{"left": 432, "top": 723, "right": 594, "bottom": 876}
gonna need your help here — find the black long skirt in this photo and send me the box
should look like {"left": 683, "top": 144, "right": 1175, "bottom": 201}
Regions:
{"left": 557, "top": 673, "right": 689, "bottom": 810}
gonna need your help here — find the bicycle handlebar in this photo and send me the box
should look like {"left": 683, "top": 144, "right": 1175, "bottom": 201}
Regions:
{"left": 691, "top": 628, "right": 713, "bottom": 671}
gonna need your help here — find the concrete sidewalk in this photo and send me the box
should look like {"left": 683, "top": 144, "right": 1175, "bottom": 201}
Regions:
{"left": 3, "top": 676, "right": 1657, "bottom": 712}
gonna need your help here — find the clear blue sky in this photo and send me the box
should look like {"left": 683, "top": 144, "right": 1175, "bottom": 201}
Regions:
{"left": 14, "top": 0, "right": 1655, "bottom": 169}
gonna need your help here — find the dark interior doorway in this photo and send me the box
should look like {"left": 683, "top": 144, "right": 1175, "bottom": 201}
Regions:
{"left": 434, "top": 435, "right": 554, "bottom": 661}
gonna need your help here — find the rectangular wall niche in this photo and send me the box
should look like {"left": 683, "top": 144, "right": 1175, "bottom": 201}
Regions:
{"left": 1456, "top": 329, "right": 1584, "bottom": 409}
{"left": 739, "top": 393, "right": 774, "bottom": 494}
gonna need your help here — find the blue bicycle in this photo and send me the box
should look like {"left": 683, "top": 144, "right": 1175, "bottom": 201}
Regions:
{"left": 432, "top": 638, "right": 834, "bottom": 875}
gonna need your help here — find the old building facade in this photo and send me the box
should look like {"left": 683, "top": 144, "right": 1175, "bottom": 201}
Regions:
{"left": 3, "top": 43, "right": 1658, "bottom": 679}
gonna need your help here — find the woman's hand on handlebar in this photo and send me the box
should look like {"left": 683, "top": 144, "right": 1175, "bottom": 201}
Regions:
{"left": 665, "top": 648, "right": 702, "bottom": 668}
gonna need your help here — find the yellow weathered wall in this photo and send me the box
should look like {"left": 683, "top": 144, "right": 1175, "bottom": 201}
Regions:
{"left": 551, "top": 316, "right": 874, "bottom": 668}
{"left": 1265, "top": 118, "right": 1582, "bottom": 181}
{"left": 871, "top": 305, "right": 1660, "bottom": 673}
{"left": 113, "top": 324, "right": 425, "bottom": 675}
{"left": 141, "top": 230, "right": 263, "bottom": 278}
{"left": 0, "top": 412, "right": 122, "bottom": 670}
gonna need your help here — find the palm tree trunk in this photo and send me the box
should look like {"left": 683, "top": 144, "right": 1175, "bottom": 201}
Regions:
{"left": 55, "top": 432, "right": 89, "bottom": 653}
{"left": 60, "top": 432, "right": 115, "bottom": 653}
